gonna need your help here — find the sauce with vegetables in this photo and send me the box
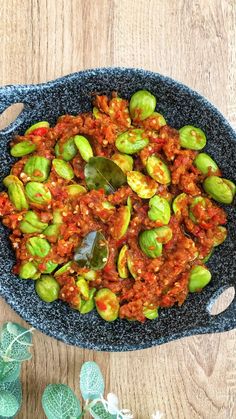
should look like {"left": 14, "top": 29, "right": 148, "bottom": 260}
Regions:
{"left": 0, "top": 90, "right": 235, "bottom": 323}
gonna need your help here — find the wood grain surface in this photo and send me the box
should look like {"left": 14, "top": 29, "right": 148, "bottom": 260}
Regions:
{"left": 0, "top": 1, "right": 236, "bottom": 418}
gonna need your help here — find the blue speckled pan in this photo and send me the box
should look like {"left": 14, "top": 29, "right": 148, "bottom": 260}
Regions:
{"left": 0, "top": 68, "right": 235, "bottom": 351}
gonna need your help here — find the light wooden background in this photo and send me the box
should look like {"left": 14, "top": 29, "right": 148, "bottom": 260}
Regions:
{"left": 0, "top": 1, "right": 236, "bottom": 418}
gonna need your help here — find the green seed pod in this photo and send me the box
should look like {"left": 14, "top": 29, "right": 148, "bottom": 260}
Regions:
{"left": 148, "top": 195, "right": 171, "bottom": 224}
{"left": 127, "top": 253, "right": 137, "bottom": 278}
{"left": 25, "top": 121, "right": 49, "bottom": 135}
{"left": 20, "top": 211, "right": 48, "bottom": 233}
{"left": 193, "top": 153, "right": 219, "bottom": 175}
{"left": 116, "top": 129, "right": 149, "bottom": 154}
{"left": 35, "top": 275, "right": 60, "bottom": 302}
{"left": 55, "top": 137, "right": 77, "bottom": 161}
{"left": 25, "top": 182, "right": 51, "bottom": 206}
{"left": 201, "top": 249, "right": 214, "bottom": 263}
{"left": 52, "top": 159, "right": 74, "bottom": 180}
{"left": 117, "top": 244, "right": 129, "bottom": 279}
{"left": 43, "top": 224, "right": 60, "bottom": 238}
{"left": 148, "top": 112, "right": 166, "bottom": 128}
{"left": 3, "top": 174, "right": 22, "bottom": 187}
{"left": 139, "top": 229, "right": 163, "bottom": 258}
{"left": 7, "top": 182, "right": 29, "bottom": 211}
{"left": 154, "top": 226, "right": 173, "bottom": 243}
{"left": 95, "top": 288, "right": 119, "bottom": 322}
{"left": 127, "top": 196, "right": 132, "bottom": 212}
{"left": 19, "top": 261, "right": 38, "bottom": 279}
{"left": 203, "top": 176, "right": 235, "bottom": 204}
{"left": 74, "top": 135, "right": 93, "bottom": 162}
{"left": 188, "top": 265, "right": 212, "bottom": 292}
{"left": 179, "top": 125, "right": 206, "bottom": 150}
{"left": 127, "top": 171, "right": 157, "bottom": 199}
{"left": 111, "top": 153, "right": 133, "bottom": 173}
{"left": 114, "top": 206, "right": 131, "bottom": 240}
{"left": 24, "top": 156, "right": 51, "bottom": 182}
{"left": 79, "top": 288, "right": 96, "bottom": 314}
{"left": 189, "top": 196, "right": 207, "bottom": 223}
{"left": 172, "top": 193, "right": 188, "bottom": 215}
{"left": 53, "top": 208, "right": 63, "bottom": 224}
{"left": 129, "top": 90, "right": 156, "bottom": 120}
{"left": 213, "top": 226, "right": 227, "bottom": 247}
{"left": 76, "top": 276, "right": 89, "bottom": 300}
{"left": 40, "top": 261, "right": 58, "bottom": 274}
{"left": 83, "top": 270, "right": 97, "bottom": 281}
{"left": 54, "top": 261, "right": 72, "bottom": 277}
{"left": 143, "top": 305, "right": 159, "bottom": 320}
{"left": 223, "top": 179, "right": 236, "bottom": 196}
{"left": 26, "top": 236, "right": 51, "bottom": 258}
{"left": 66, "top": 184, "right": 87, "bottom": 196}
{"left": 10, "top": 141, "right": 36, "bottom": 157}
{"left": 146, "top": 155, "right": 171, "bottom": 184}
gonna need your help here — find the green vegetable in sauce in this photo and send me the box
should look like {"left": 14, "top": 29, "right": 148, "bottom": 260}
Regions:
{"left": 201, "top": 249, "right": 214, "bottom": 263}
{"left": 148, "top": 195, "right": 171, "bottom": 224}
{"left": 40, "top": 261, "right": 58, "bottom": 274}
{"left": 24, "top": 156, "right": 51, "bottom": 182}
{"left": 188, "top": 265, "right": 212, "bottom": 292}
{"left": 203, "top": 176, "right": 236, "bottom": 204}
{"left": 129, "top": 90, "right": 156, "bottom": 120}
{"left": 115, "top": 129, "right": 149, "bottom": 154}
{"left": 83, "top": 270, "right": 97, "bottom": 281}
{"left": 143, "top": 306, "right": 159, "bottom": 320}
{"left": 154, "top": 226, "right": 173, "bottom": 243}
{"left": 20, "top": 211, "right": 48, "bottom": 233}
{"left": 189, "top": 196, "right": 207, "bottom": 223}
{"left": 35, "top": 275, "right": 60, "bottom": 302}
{"left": 76, "top": 277, "right": 89, "bottom": 300}
{"left": 74, "top": 231, "right": 109, "bottom": 270}
{"left": 85, "top": 156, "right": 126, "bottom": 194}
{"left": 25, "top": 121, "right": 49, "bottom": 135}
{"left": 111, "top": 153, "right": 133, "bottom": 173}
{"left": 54, "top": 262, "right": 72, "bottom": 277}
{"left": 139, "top": 229, "right": 163, "bottom": 258}
{"left": 7, "top": 183, "right": 29, "bottom": 211}
{"left": 127, "top": 196, "right": 132, "bottom": 212}
{"left": 52, "top": 159, "right": 74, "bottom": 180}
{"left": 93, "top": 107, "right": 102, "bottom": 120}
{"left": 25, "top": 182, "right": 51, "bottom": 206}
{"left": 95, "top": 288, "right": 119, "bottom": 322}
{"left": 74, "top": 135, "right": 93, "bottom": 162}
{"left": 43, "top": 224, "right": 60, "bottom": 238}
{"left": 66, "top": 184, "right": 87, "bottom": 196}
{"left": 127, "top": 253, "right": 137, "bottom": 278}
{"left": 53, "top": 208, "right": 63, "bottom": 224}
{"left": 117, "top": 244, "right": 129, "bottom": 279}
{"left": 19, "top": 261, "right": 38, "bottom": 279}
{"left": 172, "top": 193, "right": 188, "bottom": 215}
{"left": 79, "top": 288, "right": 96, "bottom": 314}
{"left": 146, "top": 155, "right": 171, "bottom": 184}
{"left": 55, "top": 137, "right": 77, "bottom": 161}
{"left": 113, "top": 206, "right": 131, "bottom": 240}
{"left": 193, "top": 152, "right": 219, "bottom": 175}
{"left": 179, "top": 125, "right": 206, "bottom": 150}
{"left": 127, "top": 171, "right": 157, "bottom": 199}
{"left": 26, "top": 236, "right": 51, "bottom": 258}
{"left": 3, "top": 174, "right": 22, "bottom": 187}
{"left": 10, "top": 141, "right": 36, "bottom": 157}
{"left": 148, "top": 112, "right": 166, "bottom": 128}
{"left": 213, "top": 226, "right": 227, "bottom": 246}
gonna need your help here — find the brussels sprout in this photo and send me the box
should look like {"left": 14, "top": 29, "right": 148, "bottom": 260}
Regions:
{"left": 189, "top": 196, "right": 207, "bottom": 223}
{"left": 74, "top": 135, "right": 93, "bottom": 162}
{"left": 24, "top": 156, "right": 51, "bottom": 182}
{"left": 113, "top": 206, "right": 131, "bottom": 240}
{"left": 115, "top": 129, "right": 149, "bottom": 154}
{"left": 52, "top": 159, "right": 74, "bottom": 180}
{"left": 172, "top": 193, "right": 188, "bottom": 215}
{"left": 40, "top": 261, "right": 58, "bottom": 274}
{"left": 55, "top": 137, "right": 77, "bottom": 161}
{"left": 179, "top": 125, "right": 206, "bottom": 150}
{"left": 127, "top": 253, "right": 137, "bottom": 278}
{"left": 76, "top": 276, "right": 89, "bottom": 300}
{"left": 35, "top": 275, "right": 60, "bottom": 302}
{"left": 127, "top": 171, "right": 157, "bottom": 199}
{"left": 188, "top": 265, "right": 212, "bottom": 292}
{"left": 127, "top": 196, "right": 132, "bottom": 212}
{"left": 25, "top": 121, "right": 49, "bottom": 135}
{"left": 148, "top": 195, "right": 171, "bottom": 224}
{"left": 129, "top": 90, "right": 156, "bottom": 120}
{"left": 19, "top": 261, "right": 38, "bottom": 279}
{"left": 78, "top": 288, "right": 96, "bottom": 314}
{"left": 143, "top": 305, "right": 159, "bottom": 320}
{"left": 146, "top": 155, "right": 171, "bottom": 184}
{"left": 213, "top": 226, "right": 227, "bottom": 246}
{"left": 3, "top": 174, "right": 22, "bottom": 187}
{"left": 7, "top": 183, "right": 29, "bottom": 211}
{"left": 193, "top": 153, "right": 219, "bottom": 175}
{"left": 43, "top": 224, "right": 60, "bottom": 238}
{"left": 117, "top": 245, "right": 129, "bottom": 279}
{"left": 139, "top": 229, "right": 163, "bottom": 258}
{"left": 203, "top": 176, "right": 235, "bottom": 204}
{"left": 26, "top": 236, "right": 51, "bottom": 257}
{"left": 54, "top": 261, "right": 72, "bottom": 277}
{"left": 95, "top": 288, "right": 119, "bottom": 322}
{"left": 25, "top": 182, "right": 51, "bottom": 206}
{"left": 20, "top": 211, "right": 48, "bottom": 233}
{"left": 66, "top": 184, "right": 87, "bottom": 196}
{"left": 10, "top": 141, "right": 36, "bottom": 157}
{"left": 111, "top": 153, "right": 133, "bottom": 173}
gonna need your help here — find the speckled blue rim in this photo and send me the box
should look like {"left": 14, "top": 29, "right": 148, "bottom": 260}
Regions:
{"left": 0, "top": 67, "right": 235, "bottom": 352}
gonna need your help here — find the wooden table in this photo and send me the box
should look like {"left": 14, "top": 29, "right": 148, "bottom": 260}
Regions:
{"left": 0, "top": 1, "right": 235, "bottom": 417}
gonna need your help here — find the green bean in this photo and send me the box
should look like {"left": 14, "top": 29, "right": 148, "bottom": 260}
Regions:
{"left": 148, "top": 112, "right": 166, "bottom": 128}
{"left": 10, "top": 141, "right": 36, "bottom": 157}
{"left": 127, "top": 171, "right": 157, "bottom": 199}
{"left": 127, "top": 253, "right": 137, "bottom": 278}
{"left": 203, "top": 176, "right": 235, "bottom": 204}
{"left": 189, "top": 196, "right": 207, "bottom": 223}
{"left": 154, "top": 226, "right": 173, "bottom": 243}
{"left": 74, "top": 135, "right": 93, "bottom": 162}
{"left": 52, "top": 159, "right": 74, "bottom": 180}
{"left": 43, "top": 224, "right": 60, "bottom": 239}
{"left": 179, "top": 125, "right": 206, "bottom": 150}
{"left": 35, "top": 275, "right": 60, "bottom": 302}
{"left": 115, "top": 129, "right": 149, "bottom": 154}
{"left": 25, "top": 121, "right": 49, "bottom": 135}
{"left": 7, "top": 182, "right": 29, "bottom": 211}
{"left": 146, "top": 155, "right": 171, "bottom": 184}
{"left": 114, "top": 206, "right": 131, "bottom": 240}
{"left": 143, "top": 305, "right": 159, "bottom": 320}
{"left": 127, "top": 196, "right": 132, "bottom": 212}
{"left": 20, "top": 211, "right": 48, "bottom": 233}
{"left": 19, "top": 261, "right": 39, "bottom": 280}
{"left": 54, "top": 262, "right": 72, "bottom": 277}
{"left": 117, "top": 244, "right": 129, "bottom": 279}
{"left": 55, "top": 137, "right": 77, "bottom": 161}
{"left": 53, "top": 208, "right": 63, "bottom": 224}
{"left": 79, "top": 288, "right": 96, "bottom": 314}
{"left": 213, "top": 226, "right": 227, "bottom": 246}
{"left": 76, "top": 276, "right": 89, "bottom": 300}
{"left": 26, "top": 236, "right": 51, "bottom": 258}
{"left": 172, "top": 193, "right": 188, "bottom": 215}
{"left": 95, "top": 288, "right": 119, "bottom": 322}
{"left": 148, "top": 195, "right": 171, "bottom": 224}
{"left": 25, "top": 182, "right": 51, "bottom": 206}
{"left": 3, "top": 174, "right": 22, "bottom": 187}
{"left": 40, "top": 261, "right": 58, "bottom": 274}
{"left": 111, "top": 153, "right": 133, "bottom": 173}
{"left": 188, "top": 265, "right": 212, "bottom": 292}
{"left": 129, "top": 90, "right": 156, "bottom": 120}
{"left": 24, "top": 156, "right": 51, "bottom": 182}
{"left": 139, "top": 229, "right": 163, "bottom": 258}
{"left": 66, "top": 184, "right": 87, "bottom": 196}
{"left": 193, "top": 153, "right": 219, "bottom": 175}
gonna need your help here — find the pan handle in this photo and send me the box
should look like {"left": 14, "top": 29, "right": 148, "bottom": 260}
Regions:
{"left": 205, "top": 285, "right": 236, "bottom": 332}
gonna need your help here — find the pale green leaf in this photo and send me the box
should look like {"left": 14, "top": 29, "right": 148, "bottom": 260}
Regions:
{"left": 0, "top": 358, "right": 20, "bottom": 384}
{"left": 89, "top": 401, "right": 117, "bottom": 419}
{"left": 80, "top": 362, "right": 104, "bottom": 401}
{"left": 42, "top": 384, "right": 81, "bottom": 419}
{"left": 0, "top": 323, "right": 33, "bottom": 362}
{"left": 0, "top": 379, "right": 22, "bottom": 418}
{"left": 0, "top": 390, "right": 19, "bottom": 418}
